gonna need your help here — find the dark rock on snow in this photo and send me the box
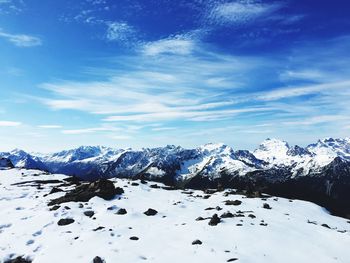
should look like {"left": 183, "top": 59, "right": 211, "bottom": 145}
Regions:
{"left": 116, "top": 208, "right": 127, "bottom": 215}
{"left": 57, "top": 218, "right": 75, "bottom": 226}
{"left": 4, "top": 256, "right": 31, "bottom": 263}
{"left": 49, "top": 205, "right": 60, "bottom": 211}
{"left": 208, "top": 214, "right": 221, "bottom": 226}
{"left": 93, "top": 226, "right": 105, "bottom": 231}
{"left": 221, "top": 212, "right": 234, "bottom": 218}
{"left": 144, "top": 208, "right": 158, "bottom": 216}
{"left": 263, "top": 203, "right": 272, "bottom": 209}
{"left": 93, "top": 256, "right": 104, "bottom": 263}
{"left": 225, "top": 200, "right": 242, "bottom": 206}
{"left": 83, "top": 210, "right": 95, "bottom": 217}
{"left": 192, "top": 239, "right": 202, "bottom": 245}
{"left": 248, "top": 214, "right": 256, "bottom": 219}
{"left": 48, "top": 179, "right": 123, "bottom": 205}
{"left": 48, "top": 187, "right": 63, "bottom": 194}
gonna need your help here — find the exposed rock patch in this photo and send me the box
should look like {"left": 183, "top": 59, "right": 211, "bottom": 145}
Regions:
{"left": 4, "top": 256, "right": 31, "bottom": 263}
{"left": 225, "top": 200, "right": 242, "bottom": 206}
{"left": 192, "top": 239, "right": 202, "bottom": 245}
{"left": 84, "top": 210, "right": 95, "bottom": 217}
{"left": 48, "top": 179, "right": 123, "bottom": 205}
{"left": 144, "top": 208, "right": 158, "bottom": 216}
{"left": 57, "top": 218, "right": 75, "bottom": 226}
{"left": 263, "top": 203, "right": 272, "bottom": 209}
{"left": 116, "top": 208, "right": 127, "bottom": 215}
{"left": 208, "top": 214, "right": 221, "bottom": 226}
{"left": 93, "top": 256, "right": 104, "bottom": 263}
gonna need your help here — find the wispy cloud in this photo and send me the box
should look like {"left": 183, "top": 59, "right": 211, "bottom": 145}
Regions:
{"left": 109, "top": 135, "right": 132, "bottom": 140}
{"left": 38, "top": 125, "right": 62, "bottom": 129}
{"left": 0, "top": 121, "right": 21, "bottom": 127}
{"left": 62, "top": 126, "right": 121, "bottom": 135}
{"left": 206, "top": 0, "right": 284, "bottom": 26}
{"left": 0, "top": 29, "right": 42, "bottom": 47}
{"left": 0, "top": 0, "right": 24, "bottom": 14}
{"left": 103, "top": 107, "right": 273, "bottom": 123}
{"left": 282, "top": 115, "right": 350, "bottom": 126}
{"left": 143, "top": 36, "right": 195, "bottom": 56}
{"left": 151, "top": 127, "right": 176, "bottom": 131}
{"left": 256, "top": 81, "right": 350, "bottom": 102}
{"left": 30, "top": 33, "right": 350, "bottom": 135}
{"left": 105, "top": 21, "right": 136, "bottom": 43}
{"left": 35, "top": 48, "right": 272, "bottom": 125}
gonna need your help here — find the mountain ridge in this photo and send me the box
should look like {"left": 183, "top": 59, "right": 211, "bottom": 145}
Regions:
{"left": 2, "top": 137, "right": 349, "bottom": 177}
{"left": 2, "top": 137, "right": 350, "bottom": 218}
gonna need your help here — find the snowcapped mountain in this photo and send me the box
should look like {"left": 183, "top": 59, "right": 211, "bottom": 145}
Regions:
{"left": 1, "top": 138, "right": 348, "bottom": 180}
{"left": 307, "top": 137, "right": 350, "bottom": 164}
{"left": 1, "top": 138, "right": 350, "bottom": 218}
{"left": 0, "top": 149, "right": 46, "bottom": 170}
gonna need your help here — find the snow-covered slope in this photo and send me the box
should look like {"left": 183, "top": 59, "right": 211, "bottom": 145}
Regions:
{"left": 307, "top": 138, "right": 350, "bottom": 164}
{"left": 176, "top": 143, "right": 254, "bottom": 181}
{"left": 1, "top": 168, "right": 350, "bottom": 263}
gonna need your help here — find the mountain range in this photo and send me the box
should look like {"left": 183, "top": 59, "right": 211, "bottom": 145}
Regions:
{"left": 1, "top": 137, "right": 350, "bottom": 218}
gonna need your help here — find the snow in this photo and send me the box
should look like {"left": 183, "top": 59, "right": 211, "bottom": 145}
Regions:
{"left": 2, "top": 137, "right": 350, "bottom": 181}
{"left": 307, "top": 138, "right": 350, "bottom": 165}
{"left": 1, "top": 168, "right": 350, "bottom": 263}
{"left": 177, "top": 144, "right": 253, "bottom": 180}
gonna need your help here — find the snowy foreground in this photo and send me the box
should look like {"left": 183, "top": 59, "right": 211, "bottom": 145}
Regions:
{"left": 1, "top": 169, "right": 350, "bottom": 263}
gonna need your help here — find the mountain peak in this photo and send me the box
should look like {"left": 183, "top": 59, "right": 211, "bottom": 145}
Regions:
{"left": 199, "top": 143, "right": 233, "bottom": 155}
{"left": 257, "top": 138, "right": 290, "bottom": 152}
{"left": 307, "top": 137, "right": 350, "bottom": 162}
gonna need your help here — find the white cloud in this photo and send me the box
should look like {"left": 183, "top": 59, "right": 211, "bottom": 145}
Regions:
{"left": 0, "top": 30, "right": 42, "bottom": 47}
{"left": 62, "top": 126, "right": 121, "bottom": 135}
{"left": 151, "top": 127, "right": 176, "bottom": 131}
{"left": 279, "top": 69, "right": 327, "bottom": 82}
{"left": 103, "top": 107, "right": 274, "bottom": 123}
{"left": 282, "top": 115, "right": 350, "bottom": 126}
{"left": 35, "top": 49, "right": 269, "bottom": 125}
{"left": 0, "top": 0, "right": 23, "bottom": 13}
{"left": 109, "top": 135, "right": 132, "bottom": 140}
{"left": 26, "top": 33, "right": 350, "bottom": 146}
{"left": 207, "top": 0, "right": 283, "bottom": 26}
{"left": 143, "top": 37, "right": 195, "bottom": 56}
{"left": 256, "top": 81, "right": 350, "bottom": 101}
{"left": 38, "top": 125, "right": 62, "bottom": 129}
{"left": 0, "top": 121, "right": 21, "bottom": 127}
{"left": 106, "top": 21, "right": 135, "bottom": 43}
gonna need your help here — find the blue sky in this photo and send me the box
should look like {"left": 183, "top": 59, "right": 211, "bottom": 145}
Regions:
{"left": 0, "top": 0, "right": 350, "bottom": 152}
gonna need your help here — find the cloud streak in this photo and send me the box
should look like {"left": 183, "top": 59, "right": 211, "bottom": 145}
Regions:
{"left": 206, "top": 0, "right": 284, "bottom": 26}
{"left": 0, "top": 29, "right": 42, "bottom": 47}
{"left": 105, "top": 21, "right": 136, "bottom": 44}
{"left": 143, "top": 36, "right": 195, "bottom": 56}
{"left": 0, "top": 121, "right": 21, "bottom": 127}
{"left": 29, "top": 32, "right": 350, "bottom": 139}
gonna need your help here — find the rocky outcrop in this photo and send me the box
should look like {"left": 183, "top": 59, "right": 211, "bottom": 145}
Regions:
{"left": 0, "top": 157, "right": 14, "bottom": 168}
{"left": 48, "top": 179, "right": 124, "bottom": 205}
